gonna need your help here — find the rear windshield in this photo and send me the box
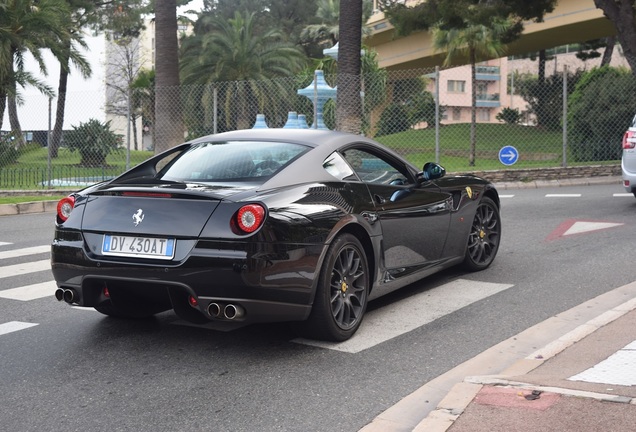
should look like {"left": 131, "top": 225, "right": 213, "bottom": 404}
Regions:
{"left": 158, "top": 140, "right": 309, "bottom": 182}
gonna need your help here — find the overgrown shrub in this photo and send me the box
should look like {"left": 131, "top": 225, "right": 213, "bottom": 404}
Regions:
{"left": 0, "top": 135, "right": 19, "bottom": 168}
{"left": 516, "top": 70, "right": 582, "bottom": 131}
{"left": 568, "top": 66, "right": 636, "bottom": 162}
{"left": 64, "top": 119, "right": 121, "bottom": 167}
{"left": 496, "top": 107, "right": 522, "bottom": 125}
{"left": 376, "top": 103, "right": 411, "bottom": 136}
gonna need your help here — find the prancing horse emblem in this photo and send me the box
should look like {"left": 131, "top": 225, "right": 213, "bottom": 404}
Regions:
{"left": 133, "top": 209, "right": 145, "bottom": 226}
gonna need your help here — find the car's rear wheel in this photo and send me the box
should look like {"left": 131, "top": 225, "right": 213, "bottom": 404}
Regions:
{"left": 463, "top": 197, "right": 501, "bottom": 271}
{"left": 297, "top": 233, "right": 369, "bottom": 342}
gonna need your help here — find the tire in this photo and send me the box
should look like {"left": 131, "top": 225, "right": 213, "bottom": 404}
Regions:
{"left": 462, "top": 196, "right": 501, "bottom": 271}
{"left": 297, "top": 233, "right": 369, "bottom": 342}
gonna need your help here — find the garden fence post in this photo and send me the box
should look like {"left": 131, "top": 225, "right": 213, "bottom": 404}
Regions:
{"left": 435, "top": 66, "right": 440, "bottom": 164}
{"left": 47, "top": 97, "right": 52, "bottom": 188}
{"left": 562, "top": 65, "right": 568, "bottom": 168}
{"left": 126, "top": 87, "right": 131, "bottom": 171}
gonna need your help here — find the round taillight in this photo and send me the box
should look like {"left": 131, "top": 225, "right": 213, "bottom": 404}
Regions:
{"left": 236, "top": 204, "right": 265, "bottom": 234}
{"left": 57, "top": 196, "right": 76, "bottom": 222}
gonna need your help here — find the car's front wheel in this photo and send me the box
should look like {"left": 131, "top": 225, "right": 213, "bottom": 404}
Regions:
{"left": 297, "top": 233, "right": 369, "bottom": 342}
{"left": 463, "top": 196, "right": 501, "bottom": 271}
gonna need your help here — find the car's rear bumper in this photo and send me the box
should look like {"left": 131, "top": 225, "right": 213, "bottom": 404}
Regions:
{"left": 51, "top": 233, "right": 323, "bottom": 324}
{"left": 622, "top": 152, "right": 636, "bottom": 193}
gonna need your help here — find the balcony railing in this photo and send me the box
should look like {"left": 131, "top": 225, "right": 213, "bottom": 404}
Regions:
{"left": 476, "top": 93, "right": 500, "bottom": 108}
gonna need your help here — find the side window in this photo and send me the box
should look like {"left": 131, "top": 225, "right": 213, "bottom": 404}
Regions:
{"left": 323, "top": 152, "right": 357, "bottom": 181}
{"left": 342, "top": 148, "right": 411, "bottom": 185}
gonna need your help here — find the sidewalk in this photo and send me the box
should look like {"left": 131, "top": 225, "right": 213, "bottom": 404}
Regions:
{"left": 416, "top": 295, "right": 636, "bottom": 432}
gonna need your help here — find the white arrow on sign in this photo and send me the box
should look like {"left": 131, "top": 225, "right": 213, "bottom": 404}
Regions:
{"left": 501, "top": 151, "right": 517, "bottom": 162}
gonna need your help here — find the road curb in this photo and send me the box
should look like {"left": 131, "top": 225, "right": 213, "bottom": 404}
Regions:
{"left": 0, "top": 200, "right": 58, "bottom": 216}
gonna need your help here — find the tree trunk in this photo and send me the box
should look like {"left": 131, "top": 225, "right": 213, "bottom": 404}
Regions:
{"left": 0, "top": 93, "right": 6, "bottom": 131}
{"left": 593, "top": 0, "right": 636, "bottom": 75}
{"left": 8, "top": 95, "right": 24, "bottom": 148}
{"left": 469, "top": 49, "right": 476, "bottom": 167}
{"left": 536, "top": 49, "right": 547, "bottom": 128}
{"left": 131, "top": 113, "right": 139, "bottom": 150}
{"left": 154, "top": 0, "right": 184, "bottom": 153}
{"left": 601, "top": 35, "right": 616, "bottom": 66}
{"left": 336, "top": 0, "right": 363, "bottom": 134}
{"left": 51, "top": 51, "right": 70, "bottom": 159}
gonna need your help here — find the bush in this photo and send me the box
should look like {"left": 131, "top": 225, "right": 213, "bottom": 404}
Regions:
{"left": 568, "top": 66, "right": 636, "bottom": 162}
{"left": 496, "top": 107, "right": 522, "bottom": 125}
{"left": 376, "top": 103, "right": 411, "bottom": 136}
{"left": 65, "top": 119, "right": 121, "bottom": 167}
{"left": 0, "top": 135, "right": 19, "bottom": 168}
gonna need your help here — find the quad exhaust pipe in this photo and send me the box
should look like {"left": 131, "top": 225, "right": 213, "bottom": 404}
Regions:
{"left": 55, "top": 288, "right": 78, "bottom": 304}
{"left": 206, "top": 302, "right": 245, "bottom": 320}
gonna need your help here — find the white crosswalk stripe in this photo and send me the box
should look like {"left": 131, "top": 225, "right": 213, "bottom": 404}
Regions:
{"left": 0, "top": 321, "right": 38, "bottom": 336}
{"left": 0, "top": 280, "right": 56, "bottom": 301}
{"left": 0, "top": 245, "right": 50, "bottom": 260}
{"left": 0, "top": 259, "right": 51, "bottom": 279}
{"left": 294, "top": 279, "right": 514, "bottom": 353}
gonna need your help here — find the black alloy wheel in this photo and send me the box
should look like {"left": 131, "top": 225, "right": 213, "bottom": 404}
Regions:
{"left": 296, "top": 233, "right": 369, "bottom": 342}
{"left": 463, "top": 196, "right": 501, "bottom": 271}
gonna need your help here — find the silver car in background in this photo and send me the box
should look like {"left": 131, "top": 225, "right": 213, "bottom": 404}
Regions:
{"left": 622, "top": 114, "right": 636, "bottom": 198}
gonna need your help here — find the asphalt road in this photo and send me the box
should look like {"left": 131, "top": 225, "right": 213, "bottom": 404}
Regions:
{"left": 0, "top": 182, "right": 634, "bottom": 432}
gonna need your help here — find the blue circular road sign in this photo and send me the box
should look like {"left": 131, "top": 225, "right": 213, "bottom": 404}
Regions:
{"left": 499, "top": 146, "right": 519, "bottom": 166}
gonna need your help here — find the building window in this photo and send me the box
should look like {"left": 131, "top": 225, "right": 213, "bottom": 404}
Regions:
{"left": 453, "top": 108, "right": 461, "bottom": 121}
{"left": 477, "top": 109, "right": 490, "bottom": 122}
{"left": 447, "top": 80, "right": 466, "bottom": 93}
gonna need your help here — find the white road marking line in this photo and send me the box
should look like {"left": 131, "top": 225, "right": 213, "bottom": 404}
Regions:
{"left": 0, "top": 245, "right": 50, "bottom": 260}
{"left": 0, "top": 242, "right": 13, "bottom": 247}
{"left": 293, "top": 279, "right": 514, "bottom": 353}
{"left": 0, "top": 260, "right": 51, "bottom": 279}
{"left": 569, "top": 339, "right": 636, "bottom": 386}
{"left": 613, "top": 193, "right": 634, "bottom": 197}
{"left": 563, "top": 221, "right": 624, "bottom": 236}
{"left": 545, "top": 194, "right": 581, "bottom": 197}
{"left": 0, "top": 321, "right": 38, "bottom": 336}
{"left": 0, "top": 280, "right": 56, "bottom": 301}
{"left": 499, "top": 195, "right": 515, "bottom": 198}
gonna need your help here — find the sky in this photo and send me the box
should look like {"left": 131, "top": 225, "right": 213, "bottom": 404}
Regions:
{"left": 2, "top": 1, "right": 205, "bottom": 133}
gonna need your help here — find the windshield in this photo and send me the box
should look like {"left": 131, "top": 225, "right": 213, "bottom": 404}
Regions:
{"left": 158, "top": 141, "right": 309, "bottom": 182}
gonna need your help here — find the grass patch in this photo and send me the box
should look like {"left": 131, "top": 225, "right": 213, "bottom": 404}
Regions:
{"left": 0, "top": 195, "right": 65, "bottom": 205}
{"left": 1, "top": 146, "right": 153, "bottom": 190}
{"left": 374, "top": 123, "right": 571, "bottom": 171}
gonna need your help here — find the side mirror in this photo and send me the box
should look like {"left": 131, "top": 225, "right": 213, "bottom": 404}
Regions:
{"left": 419, "top": 162, "right": 446, "bottom": 182}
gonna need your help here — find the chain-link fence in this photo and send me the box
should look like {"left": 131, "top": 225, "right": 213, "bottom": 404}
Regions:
{"left": 1, "top": 62, "right": 631, "bottom": 190}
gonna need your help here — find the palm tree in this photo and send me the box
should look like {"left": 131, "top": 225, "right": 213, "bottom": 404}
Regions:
{"left": 301, "top": 0, "right": 340, "bottom": 48}
{"left": 433, "top": 18, "right": 511, "bottom": 166}
{"left": 180, "top": 11, "right": 306, "bottom": 131}
{"left": 336, "top": 0, "right": 363, "bottom": 134}
{"left": 154, "top": 0, "right": 184, "bottom": 153}
{"left": 131, "top": 69, "right": 156, "bottom": 150}
{"left": 0, "top": 0, "right": 70, "bottom": 145}
{"left": 49, "top": 12, "right": 92, "bottom": 158}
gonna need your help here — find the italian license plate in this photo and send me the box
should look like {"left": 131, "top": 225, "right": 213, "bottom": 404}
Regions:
{"left": 102, "top": 234, "right": 175, "bottom": 260}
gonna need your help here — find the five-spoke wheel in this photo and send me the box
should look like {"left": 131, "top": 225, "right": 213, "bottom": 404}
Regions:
{"left": 296, "top": 233, "right": 369, "bottom": 341}
{"left": 463, "top": 197, "right": 501, "bottom": 271}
